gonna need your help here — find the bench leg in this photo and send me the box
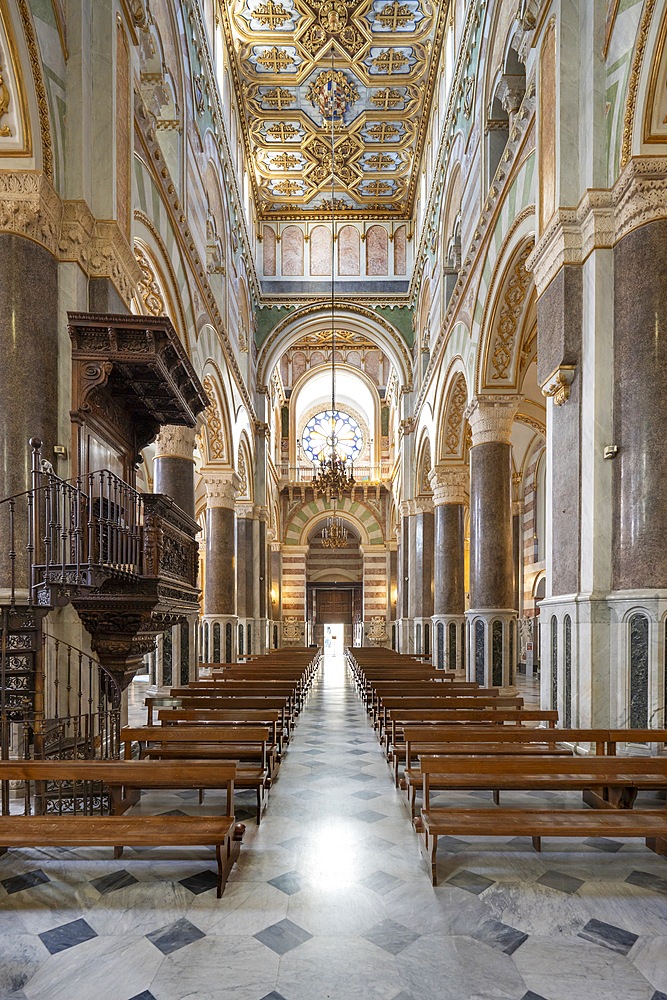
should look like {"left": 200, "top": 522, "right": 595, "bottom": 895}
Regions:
{"left": 430, "top": 834, "right": 438, "bottom": 886}
{"left": 113, "top": 846, "right": 124, "bottom": 859}
{"left": 199, "top": 788, "right": 204, "bottom": 806}
{"left": 646, "top": 837, "right": 667, "bottom": 857}
{"left": 493, "top": 790, "right": 500, "bottom": 806}
{"left": 531, "top": 836, "right": 542, "bottom": 852}
{"left": 256, "top": 787, "right": 262, "bottom": 826}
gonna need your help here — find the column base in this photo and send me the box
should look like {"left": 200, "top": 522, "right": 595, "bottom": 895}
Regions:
{"left": 539, "top": 591, "right": 667, "bottom": 730}
{"left": 396, "top": 618, "right": 412, "bottom": 654}
{"left": 431, "top": 615, "right": 466, "bottom": 671}
{"left": 465, "top": 609, "right": 518, "bottom": 687}
{"left": 201, "top": 615, "right": 238, "bottom": 664}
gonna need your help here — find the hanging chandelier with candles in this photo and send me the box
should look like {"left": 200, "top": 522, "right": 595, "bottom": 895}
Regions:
{"left": 321, "top": 502, "right": 349, "bottom": 549}
{"left": 312, "top": 52, "right": 355, "bottom": 503}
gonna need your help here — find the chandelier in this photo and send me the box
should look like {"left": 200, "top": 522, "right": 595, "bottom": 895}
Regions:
{"left": 321, "top": 509, "right": 348, "bottom": 549}
{"left": 312, "top": 51, "right": 355, "bottom": 502}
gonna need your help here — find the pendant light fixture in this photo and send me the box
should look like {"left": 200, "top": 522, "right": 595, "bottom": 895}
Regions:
{"left": 312, "top": 47, "right": 355, "bottom": 504}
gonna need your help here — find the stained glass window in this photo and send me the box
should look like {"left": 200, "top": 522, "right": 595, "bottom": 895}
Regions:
{"left": 302, "top": 409, "right": 363, "bottom": 463}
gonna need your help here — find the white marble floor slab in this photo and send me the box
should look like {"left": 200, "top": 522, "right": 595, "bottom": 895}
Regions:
{"left": 0, "top": 655, "right": 665, "bottom": 1000}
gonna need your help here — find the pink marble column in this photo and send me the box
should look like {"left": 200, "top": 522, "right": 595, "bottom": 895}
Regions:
{"left": 429, "top": 465, "right": 468, "bottom": 671}
{"left": 465, "top": 396, "right": 521, "bottom": 686}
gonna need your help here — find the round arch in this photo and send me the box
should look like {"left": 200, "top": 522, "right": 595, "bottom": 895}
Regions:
{"left": 284, "top": 496, "right": 384, "bottom": 547}
{"left": 256, "top": 302, "right": 413, "bottom": 393}
{"left": 435, "top": 361, "right": 470, "bottom": 464}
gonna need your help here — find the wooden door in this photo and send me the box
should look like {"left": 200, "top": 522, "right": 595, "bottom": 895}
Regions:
{"left": 316, "top": 589, "right": 352, "bottom": 624}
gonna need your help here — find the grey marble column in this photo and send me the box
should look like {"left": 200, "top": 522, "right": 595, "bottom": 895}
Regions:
{"left": 465, "top": 396, "right": 521, "bottom": 686}
{"left": 410, "top": 498, "right": 434, "bottom": 655}
{"left": 202, "top": 471, "right": 240, "bottom": 662}
{"left": 613, "top": 219, "right": 667, "bottom": 591}
{"left": 0, "top": 236, "right": 59, "bottom": 595}
{"left": 397, "top": 510, "right": 410, "bottom": 651}
{"left": 429, "top": 466, "right": 468, "bottom": 671}
{"left": 153, "top": 425, "right": 196, "bottom": 519}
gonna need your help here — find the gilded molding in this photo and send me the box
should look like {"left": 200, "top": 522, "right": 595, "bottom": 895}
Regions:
{"left": 16, "top": 0, "right": 52, "bottom": 180}
{"left": 621, "top": 0, "right": 658, "bottom": 168}
{"left": 528, "top": 156, "right": 667, "bottom": 294}
{"left": 154, "top": 424, "right": 196, "bottom": 462}
{"left": 540, "top": 365, "right": 575, "bottom": 406}
{"left": 428, "top": 465, "right": 468, "bottom": 506}
{"left": 465, "top": 395, "right": 522, "bottom": 447}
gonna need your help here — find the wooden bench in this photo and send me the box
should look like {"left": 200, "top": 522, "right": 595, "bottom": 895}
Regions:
{"left": 0, "top": 815, "right": 239, "bottom": 897}
{"left": 157, "top": 708, "right": 286, "bottom": 755}
{"left": 0, "top": 759, "right": 238, "bottom": 818}
{"left": 420, "top": 808, "right": 667, "bottom": 885}
{"left": 122, "top": 725, "right": 273, "bottom": 823}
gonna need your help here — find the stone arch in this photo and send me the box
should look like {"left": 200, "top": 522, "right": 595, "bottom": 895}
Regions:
{"left": 257, "top": 301, "right": 413, "bottom": 394}
{"left": 284, "top": 496, "right": 384, "bottom": 547}
{"left": 132, "top": 228, "right": 189, "bottom": 353}
{"left": 414, "top": 428, "right": 434, "bottom": 497}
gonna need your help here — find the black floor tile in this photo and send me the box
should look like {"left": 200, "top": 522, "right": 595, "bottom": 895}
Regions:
{"left": 39, "top": 918, "right": 98, "bottom": 955}
{"left": 179, "top": 870, "right": 219, "bottom": 895}
{"left": 146, "top": 918, "right": 206, "bottom": 955}
{"left": 254, "top": 918, "right": 313, "bottom": 955}
{"left": 625, "top": 870, "right": 667, "bottom": 895}
{"left": 1, "top": 869, "right": 50, "bottom": 895}
{"left": 90, "top": 869, "right": 139, "bottom": 895}
{"left": 471, "top": 918, "right": 529, "bottom": 955}
{"left": 445, "top": 869, "right": 495, "bottom": 895}
{"left": 362, "top": 918, "right": 420, "bottom": 955}
{"left": 578, "top": 918, "right": 638, "bottom": 955}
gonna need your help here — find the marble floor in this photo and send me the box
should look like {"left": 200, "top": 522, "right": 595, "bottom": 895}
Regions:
{"left": 1, "top": 655, "right": 666, "bottom": 1000}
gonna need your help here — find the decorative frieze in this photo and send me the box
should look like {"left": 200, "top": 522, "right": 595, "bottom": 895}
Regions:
{"left": 464, "top": 395, "right": 522, "bottom": 446}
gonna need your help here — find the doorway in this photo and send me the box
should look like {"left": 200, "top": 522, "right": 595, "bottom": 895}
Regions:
{"left": 324, "top": 624, "right": 344, "bottom": 656}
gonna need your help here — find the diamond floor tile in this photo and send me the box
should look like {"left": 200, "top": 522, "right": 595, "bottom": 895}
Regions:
{"left": 1, "top": 868, "right": 50, "bottom": 895}
{"left": 578, "top": 918, "right": 638, "bottom": 955}
{"left": 536, "top": 869, "right": 584, "bottom": 895}
{"left": 362, "top": 918, "right": 420, "bottom": 955}
{"left": 146, "top": 918, "right": 206, "bottom": 955}
{"left": 445, "top": 869, "right": 496, "bottom": 895}
{"left": 39, "top": 918, "right": 98, "bottom": 955}
{"left": 254, "top": 918, "right": 313, "bottom": 955}
{"left": 90, "top": 869, "right": 138, "bottom": 895}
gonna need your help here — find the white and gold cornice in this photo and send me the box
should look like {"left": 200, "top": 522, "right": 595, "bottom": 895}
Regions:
{"left": 527, "top": 156, "right": 667, "bottom": 296}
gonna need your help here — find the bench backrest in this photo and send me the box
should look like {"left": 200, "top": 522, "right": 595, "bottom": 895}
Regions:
{"left": 122, "top": 725, "right": 271, "bottom": 743}
{"left": 418, "top": 755, "right": 667, "bottom": 775}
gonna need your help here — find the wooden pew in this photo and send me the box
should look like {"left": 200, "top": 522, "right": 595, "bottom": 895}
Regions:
{"left": 377, "top": 696, "right": 526, "bottom": 741}
{"left": 122, "top": 725, "right": 273, "bottom": 823}
{"left": 0, "top": 815, "right": 239, "bottom": 897}
{"left": 157, "top": 708, "right": 284, "bottom": 755}
{"left": 386, "top": 709, "right": 559, "bottom": 754}
{"left": 418, "top": 754, "right": 667, "bottom": 884}
{"left": 0, "top": 759, "right": 238, "bottom": 817}
{"left": 0, "top": 760, "right": 245, "bottom": 897}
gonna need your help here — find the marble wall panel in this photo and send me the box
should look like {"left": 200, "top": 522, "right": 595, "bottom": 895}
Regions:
{"left": 263, "top": 226, "right": 276, "bottom": 275}
{"left": 366, "top": 225, "right": 388, "bottom": 276}
{"left": 310, "top": 225, "right": 332, "bottom": 276}
{"left": 281, "top": 226, "right": 304, "bottom": 276}
{"left": 394, "top": 225, "right": 407, "bottom": 275}
{"left": 338, "top": 225, "right": 360, "bottom": 276}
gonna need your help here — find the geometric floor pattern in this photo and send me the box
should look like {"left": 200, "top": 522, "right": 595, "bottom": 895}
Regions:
{"left": 1, "top": 654, "right": 666, "bottom": 999}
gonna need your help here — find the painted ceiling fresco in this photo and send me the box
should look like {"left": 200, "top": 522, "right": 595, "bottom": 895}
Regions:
{"left": 220, "top": 0, "right": 447, "bottom": 220}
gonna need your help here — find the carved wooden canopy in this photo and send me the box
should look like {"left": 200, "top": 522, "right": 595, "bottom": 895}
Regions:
{"left": 68, "top": 313, "right": 209, "bottom": 476}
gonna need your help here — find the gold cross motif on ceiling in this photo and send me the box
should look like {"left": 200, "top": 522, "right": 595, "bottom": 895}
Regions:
{"left": 262, "top": 87, "right": 295, "bottom": 109}
{"left": 376, "top": 2, "right": 414, "bottom": 30}
{"left": 370, "top": 87, "right": 404, "bottom": 109}
{"left": 365, "top": 152, "right": 394, "bottom": 170}
{"left": 271, "top": 151, "right": 301, "bottom": 169}
{"left": 371, "top": 49, "right": 409, "bottom": 74}
{"left": 273, "top": 178, "right": 302, "bottom": 195}
{"left": 362, "top": 180, "right": 392, "bottom": 195}
{"left": 366, "top": 122, "right": 400, "bottom": 141}
{"left": 265, "top": 122, "right": 300, "bottom": 140}
{"left": 254, "top": 0, "right": 292, "bottom": 28}
{"left": 256, "top": 47, "right": 295, "bottom": 72}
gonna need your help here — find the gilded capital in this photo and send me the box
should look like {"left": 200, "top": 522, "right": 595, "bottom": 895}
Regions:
{"left": 464, "top": 395, "right": 522, "bottom": 446}
{"left": 154, "top": 424, "right": 196, "bottom": 461}
{"left": 413, "top": 495, "right": 434, "bottom": 515}
{"left": 203, "top": 470, "right": 241, "bottom": 510}
{"left": 428, "top": 466, "right": 468, "bottom": 506}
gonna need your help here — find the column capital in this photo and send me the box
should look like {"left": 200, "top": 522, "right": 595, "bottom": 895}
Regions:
{"left": 428, "top": 465, "right": 468, "bottom": 506}
{"left": 236, "top": 502, "right": 270, "bottom": 521}
{"left": 413, "top": 495, "right": 434, "bottom": 515}
{"left": 203, "top": 469, "right": 241, "bottom": 510}
{"left": 464, "top": 395, "right": 522, "bottom": 446}
{"left": 154, "top": 424, "right": 196, "bottom": 462}
{"left": 399, "top": 499, "right": 416, "bottom": 518}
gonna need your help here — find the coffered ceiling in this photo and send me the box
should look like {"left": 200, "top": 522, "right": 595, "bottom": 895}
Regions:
{"left": 219, "top": 0, "right": 448, "bottom": 220}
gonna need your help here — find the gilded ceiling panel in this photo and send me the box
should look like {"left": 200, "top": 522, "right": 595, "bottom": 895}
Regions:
{"left": 220, "top": 0, "right": 448, "bottom": 220}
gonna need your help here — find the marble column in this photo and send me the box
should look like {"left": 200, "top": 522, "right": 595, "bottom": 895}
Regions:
{"left": 465, "top": 395, "right": 520, "bottom": 687}
{"left": 269, "top": 536, "right": 282, "bottom": 649}
{"left": 410, "top": 498, "right": 434, "bottom": 657}
{"left": 609, "top": 218, "right": 667, "bottom": 732}
{"left": 0, "top": 236, "right": 59, "bottom": 597}
{"left": 396, "top": 506, "right": 411, "bottom": 652}
{"left": 236, "top": 503, "right": 269, "bottom": 657}
{"left": 429, "top": 465, "right": 468, "bottom": 671}
{"left": 202, "top": 471, "right": 240, "bottom": 663}
{"left": 153, "top": 425, "right": 196, "bottom": 518}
